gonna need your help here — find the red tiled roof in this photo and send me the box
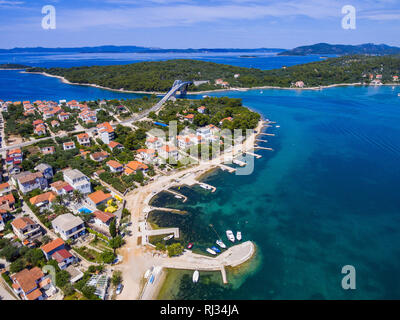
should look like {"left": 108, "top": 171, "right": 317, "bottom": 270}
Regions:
{"left": 41, "top": 238, "right": 64, "bottom": 254}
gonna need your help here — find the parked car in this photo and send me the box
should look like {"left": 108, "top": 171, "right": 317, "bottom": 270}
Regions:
{"left": 116, "top": 284, "right": 123, "bottom": 295}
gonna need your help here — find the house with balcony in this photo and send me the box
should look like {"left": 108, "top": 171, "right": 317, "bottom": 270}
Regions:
{"left": 11, "top": 267, "right": 55, "bottom": 300}
{"left": 41, "top": 238, "right": 66, "bottom": 259}
{"left": 124, "top": 161, "right": 148, "bottom": 175}
{"left": 77, "top": 133, "right": 91, "bottom": 146}
{"left": 92, "top": 210, "right": 115, "bottom": 229}
{"left": 41, "top": 146, "right": 55, "bottom": 155}
{"left": 145, "top": 136, "right": 163, "bottom": 150}
{"left": 50, "top": 180, "right": 74, "bottom": 196}
{"left": 63, "top": 141, "right": 76, "bottom": 151}
{"left": 159, "top": 145, "right": 179, "bottom": 162}
{"left": 63, "top": 169, "right": 92, "bottom": 194}
{"left": 96, "top": 122, "right": 115, "bottom": 144}
{"left": 11, "top": 217, "right": 42, "bottom": 241}
{"left": 0, "top": 182, "right": 11, "bottom": 196}
{"left": 52, "top": 213, "right": 86, "bottom": 241}
{"left": 106, "top": 160, "right": 124, "bottom": 173}
{"left": 58, "top": 112, "right": 70, "bottom": 122}
{"left": 29, "top": 191, "right": 57, "bottom": 208}
{"left": 137, "top": 148, "right": 157, "bottom": 163}
{"left": 108, "top": 141, "right": 124, "bottom": 152}
{"left": 13, "top": 171, "right": 48, "bottom": 194}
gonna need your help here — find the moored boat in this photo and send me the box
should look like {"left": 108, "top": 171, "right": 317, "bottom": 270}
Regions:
{"left": 193, "top": 270, "right": 199, "bottom": 283}
{"left": 236, "top": 231, "right": 242, "bottom": 241}
{"left": 163, "top": 234, "right": 174, "bottom": 241}
{"left": 216, "top": 240, "right": 226, "bottom": 249}
{"left": 211, "top": 246, "right": 221, "bottom": 253}
{"left": 187, "top": 243, "right": 193, "bottom": 249}
{"left": 206, "top": 248, "right": 217, "bottom": 255}
{"left": 226, "top": 230, "right": 235, "bottom": 242}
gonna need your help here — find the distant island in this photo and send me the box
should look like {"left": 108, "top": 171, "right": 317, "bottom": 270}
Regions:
{"left": 0, "top": 45, "right": 285, "bottom": 54}
{"left": 26, "top": 55, "right": 400, "bottom": 92}
{"left": 0, "top": 63, "right": 30, "bottom": 69}
{"left": 278, "top": 43, "right": 400, "bottom": 56}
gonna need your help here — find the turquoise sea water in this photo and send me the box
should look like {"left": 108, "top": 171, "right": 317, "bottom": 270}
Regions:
{"left": 1, "top": 52, "right": 399, "bottom": 299}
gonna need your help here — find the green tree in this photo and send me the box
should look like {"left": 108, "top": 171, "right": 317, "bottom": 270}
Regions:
{"left": 111, "top": 271, "right": 122, "bottom": 286}
{"left": 109, "top": 218, "right": 117, "bottom": 238}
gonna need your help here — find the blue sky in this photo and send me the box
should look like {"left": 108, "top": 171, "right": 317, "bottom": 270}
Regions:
{"left": 0, "top": 0, "right": 399, "bottom": 49}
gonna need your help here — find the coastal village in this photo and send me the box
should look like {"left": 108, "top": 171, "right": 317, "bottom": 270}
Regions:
{"left": 0, "top": 94, "right": 265, "bottom": 300}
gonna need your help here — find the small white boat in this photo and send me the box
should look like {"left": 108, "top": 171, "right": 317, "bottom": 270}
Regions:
{"left": 398, "top": 93, "right": 400, "bottom": 97}
{"left": 236, "top": 231, "right": 242, "bottom": 241}
{"left": 193, "top": 270, "right": 199, "bottom": 283}
{"left": 199, "top": 184, "right": 212, "bottom": 190}
{"left": 216, "top": 240, "right": 227, "bottom": 249}
{"left": 174, "top": 195, "right": 183, "bottom": 199}
{"left": 163, "top": 234, "right": 174, "bottom": 241}
{"left": 276, "top": 125, "right": 280, "bottom": 128}
{"left": 206, "top": 248, "right": 217, "bottom": 255}
{"left": 226, "top": 230, "right": 235, "bottom": 242}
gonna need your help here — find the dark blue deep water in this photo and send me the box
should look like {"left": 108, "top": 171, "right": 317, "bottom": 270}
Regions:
{"left": 1, "top": 52, "right": 399, "bottom": 299}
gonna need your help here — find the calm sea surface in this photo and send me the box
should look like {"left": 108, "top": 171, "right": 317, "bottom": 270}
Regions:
{"left": 1, "top": 52, "right": 399, "bottom": 299}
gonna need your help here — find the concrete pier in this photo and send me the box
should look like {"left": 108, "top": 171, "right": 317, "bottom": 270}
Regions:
{"left": 164, "top": 189, "right": 188, "bottom": 203}
{"left": 232, "top": 159, "right": 246, "bottom": 167}
{"left": 245, "top": 152, "right": 262, "bottom": 159}
{"left": 258, "top": 133, "right": 275, "bottom": 137}
{"left": 149, "top": 206, "right": 187, "bottom": 214}
{"left": 219, "top": 164, "right": 237, "bottom": 173}
{"left": 255, "top": 146, "right": 274, "bottom": 151}
{"left": 255, "top": 138, "right": 268, "bottom": 143}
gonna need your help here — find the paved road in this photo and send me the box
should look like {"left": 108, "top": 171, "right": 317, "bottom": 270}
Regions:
{"left": 0, "top": 280, "right": 17, "bottom": 300}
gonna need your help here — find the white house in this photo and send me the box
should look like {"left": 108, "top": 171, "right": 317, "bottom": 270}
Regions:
{"left": 13, "top": 171, "right": 48, "bottom": 194}
{"left": 63, "top": 169, "right": 92, "bottom": 194}
{"left": 52, "top": 213, "right": 86, "bottom": 241}
{"left": 63, "top": 141, "right": 76, "bottom": 151}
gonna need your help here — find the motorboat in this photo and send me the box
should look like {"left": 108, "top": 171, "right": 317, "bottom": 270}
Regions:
{"left": 236, "top": 231, "right": 242, "bottom": 241}
{"left": 193, "top": 270, "right": 199, "bottom": 283}
{"left": 163, "top": 234, "right": 174, "bottom": 241}
{"left": 187, "top": 243, "right": 193, "bottom": 249}
{"left": 216, "top": 240, "right": 226, "bottom": 249}
{"left": 206, "top": 248, "right": 217, "bottom": 255}
{"left": 211, "top": 246, "right": 221, "bottom": 253}
{"left": 226, "top": 230, "right": 235, "bottom": 242}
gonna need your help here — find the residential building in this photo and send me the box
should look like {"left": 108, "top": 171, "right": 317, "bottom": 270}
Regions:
{"left": 106, "top": 160, "right": 124, "bottom": 173}
{"left": 219, "top": 117, "right": 233, "bottom": 125}
{"left": 34, "top": 163, "right": 53, "bottom": 179}
{"left": 108, "top": 141, "right": 124, "bottom": 152}
{"left": 13, "top": 171, "right": 48, "bottom": 194}
{"left": 0, "top": 193, "right": 15, "bottom": 212}
{"left": 184, "top": 114, "right": 195, "bottom": 123}
{"left": 90, "top": 151, "right": 109, "bottom": 162}
{"left": 0, "top": 182, "right": 11, "bottom": 196}
{"left": 124, "top": 161, "right": 148, "bottom": 175}
{"left": 63, "top": 141, "right": 76, "bottom": 151}
{"left": 97, "top": 122, "right": 115, "bottom": 144}
{"left": 50, "top": 180, "right": 73, "bottom": 195}
{"left": 87, "top": 190, "right": 113, "bottom": 207}
{"left": 146, "top": 137, "right": 163, "bottom": 150}
{"left": 52, "top": 213, "right": 86, "bottom": 241}
{"left": 137, "top": 148, "right": 156, "bottom": 162}
{"left": 63, "top": 169, "right": 92, "bottom": 194}
{"left": 176, "top": 135, "right": 194, "bottom": 150}
{"left": 41, "top": 146, "right": 55, "bottom": 155}
{"left": 51, "top": 120, "right": 60, "bottom": 127}
{"left": 11, "top": 217, "right": 42, "bottom": 241}
{"left": 197, "top": 106, "right": 206, "bottom": 114}
{"left": 79, "top": 109, "right": 97, "bottom": 124}
{"left": 52, "top": 249, "right": 76, "bottom": 270}
{"left": 76, "top": 133, "right": 91, "bottom": 146}
{"left": 11, "top": 267, "right": 54, "bottom": 300}
{"left": 29, "top": 191, "right": 57, "bottom": 208}
{"left": 58, "top": 112, "right": 70, "bottom": 122}
{"left": 92, "top": 210, "right": 114, "bottom": 228}
{"left": 159, "top": 145, "right": 179, "bottom": 161}
{"left": 41, "top": 238, "right": 65, "bottom": 259}
{"left": 295, "top": 81, "right": 305, "bottom": 88}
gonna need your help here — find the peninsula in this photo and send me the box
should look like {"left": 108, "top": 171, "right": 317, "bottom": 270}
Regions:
{"left": 26, "top": 55, "right": 400, "bottom": 92}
